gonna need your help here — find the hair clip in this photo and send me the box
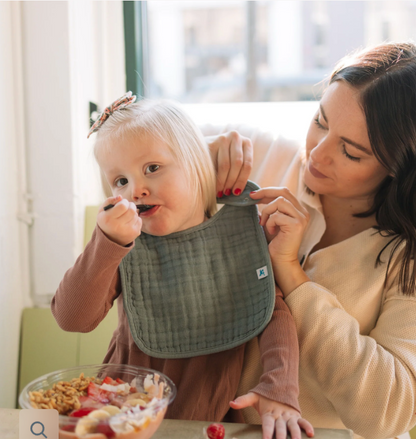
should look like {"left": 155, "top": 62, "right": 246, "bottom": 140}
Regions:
{"left": 87, "top": 91, "right": 137, "bottom": 138}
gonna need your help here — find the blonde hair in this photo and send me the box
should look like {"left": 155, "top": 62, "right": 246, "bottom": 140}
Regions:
{"left": 93, "top": 98, "right": 217, "bottom": 218}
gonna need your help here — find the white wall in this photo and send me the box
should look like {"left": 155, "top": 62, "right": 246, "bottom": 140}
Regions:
{"left": 20, "top": 0, "right": 125, "bottom": 306}
{"left": 22, "top": 1, "right": 77, "bottom": 305}
{"left": 184, "top": 101, "right": 317, "bottom": 144}
{"left": 0, "top": 2, "right": 31, "bottom": 408}
{"left": 0, "top": 0, "right": 125, "bottom": 408}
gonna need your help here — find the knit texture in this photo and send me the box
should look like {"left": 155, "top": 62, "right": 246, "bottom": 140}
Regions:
{"left": 120, "top": 203, "right": 275, "bottom": 358}
{"left": 51, "top": 223, "right": 300, "bottom": 422}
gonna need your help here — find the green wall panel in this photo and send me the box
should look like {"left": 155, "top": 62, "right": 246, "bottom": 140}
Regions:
{"left": 18, "top": 308, "right": 78, "bottom": 397}
{"left": 17, "top": 306, "right": 118, "bottom": 407}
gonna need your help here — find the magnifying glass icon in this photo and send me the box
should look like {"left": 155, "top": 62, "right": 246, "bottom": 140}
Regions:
{"left": 30, "top": 421, "right": 47, "bottom": 438}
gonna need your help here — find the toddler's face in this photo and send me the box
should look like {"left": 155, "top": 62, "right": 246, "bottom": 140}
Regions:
{"left": 97, "top": 132, "right": 206, "bottom": 236}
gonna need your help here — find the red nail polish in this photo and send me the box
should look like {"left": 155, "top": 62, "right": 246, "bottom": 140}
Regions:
{"left": 217, "top": 191, "right": 223, "bottom": 198}
{"left": 234, "top": 188, "right": 241, "bottom": 195}
{"left": 224, "top": 189, "right": 231, "bottom": 196}
{"left": 250, "top": 191, "right": 256, "bottom": 194}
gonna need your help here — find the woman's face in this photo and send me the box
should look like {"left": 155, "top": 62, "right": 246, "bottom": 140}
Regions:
{"left": 304, "top": 81, "right": 389, "bottom": 205}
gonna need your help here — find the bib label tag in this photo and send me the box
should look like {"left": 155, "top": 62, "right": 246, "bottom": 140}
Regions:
{"left": 256, "top": 266, "right": 268, "bottom": 280}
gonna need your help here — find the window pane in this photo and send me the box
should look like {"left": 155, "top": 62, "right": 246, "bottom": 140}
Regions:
{"left": 145, "top": 0, "right": 416, "bottom": 103}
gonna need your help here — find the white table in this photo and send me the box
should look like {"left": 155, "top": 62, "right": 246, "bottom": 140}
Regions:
{"left": 0, "top": 408, "right": 353, "bottom": 439}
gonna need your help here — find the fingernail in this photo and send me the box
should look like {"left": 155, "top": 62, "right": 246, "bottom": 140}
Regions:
{"left": 234, "top": 188, "right": 241, "bottom": 196}
{"left": 217, "top": 191, "right": 223, "bottom": 198}
{"left": 250, "top": 191, "right": 256, "bottom": 194}
{"left": 224, "top": 188, "right": 231, "bottom": 196}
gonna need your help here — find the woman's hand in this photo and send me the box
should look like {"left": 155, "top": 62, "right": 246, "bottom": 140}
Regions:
{"left": 97, "top": 195, "right": 142, "bottom": 246}
{"left": 251, "top": 187, "right": 309, "bottom": 264}
{"left": 206, "top": 131, "right": 253, "bottom": 196}
{"left": 250, "top": 188, "right": 310, "bottom": 295}
{"left": 230, "top": 392, "right": 314, "bottom": 439}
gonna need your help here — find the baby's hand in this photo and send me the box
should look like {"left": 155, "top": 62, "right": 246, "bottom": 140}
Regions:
{"left": 97, "top": 195, "right": 142, "bottom": 246}
{"left": 230, "top": 392, "right": 314, "bottom": 439}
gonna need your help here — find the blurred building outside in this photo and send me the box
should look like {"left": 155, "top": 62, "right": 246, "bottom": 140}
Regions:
{"left": 145, "top": 0, "right": 416, "bottom": 103}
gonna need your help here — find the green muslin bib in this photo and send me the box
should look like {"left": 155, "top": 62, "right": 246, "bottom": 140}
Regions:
{"left": 120, "top": 181, "right": 275, "bottom": 359}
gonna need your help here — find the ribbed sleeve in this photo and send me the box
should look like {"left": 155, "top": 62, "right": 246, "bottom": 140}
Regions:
{"left": 235, "top": 288, "right": 300, "bottom": 424}
{"left": 51, "top": 225, "right": 131, "bottom": 332}
{"left": 251, "top": 292, "right": 300, "bottom": 413}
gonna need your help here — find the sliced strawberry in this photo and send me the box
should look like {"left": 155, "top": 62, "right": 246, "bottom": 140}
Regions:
{"left": 96, "top": 424, "right": 116, "bottom": 438}
{"left": 103, "top": 376, "right": 117, "bottom": 385}
{"left": 129, "top": 386, "right": 137, "bottom": 393}
{"left": 115, "top": 378, "right": 125, "bottom": 384}
{"left": 69, "top": 407, "right": 97, "bottom": 418}
{"left": 87, "top": 382, "right": 113, "bottom": 404}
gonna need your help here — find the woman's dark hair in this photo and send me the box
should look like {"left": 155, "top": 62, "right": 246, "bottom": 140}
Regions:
{"left": 330, "top": 41, "right": 416, "bottom": 296}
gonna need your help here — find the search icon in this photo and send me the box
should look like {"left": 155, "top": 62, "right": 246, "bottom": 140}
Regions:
{"left": 30, "top": 421, "right": 47, "bottom": 438}
{"left": 20, "top": 409, "right": 58, "bottom": 439}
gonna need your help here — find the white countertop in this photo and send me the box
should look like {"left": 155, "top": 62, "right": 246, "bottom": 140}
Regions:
{"left": 0, "top": 408, "right": 353, "bottom": 439}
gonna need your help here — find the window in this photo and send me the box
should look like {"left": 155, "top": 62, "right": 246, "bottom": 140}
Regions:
{"left": 125, "top": 0, "right": 416, "bottom": 104}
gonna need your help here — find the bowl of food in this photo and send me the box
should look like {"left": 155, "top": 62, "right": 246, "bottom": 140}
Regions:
{"left": 19, "top": 364, "right": 176, "bottom": 439}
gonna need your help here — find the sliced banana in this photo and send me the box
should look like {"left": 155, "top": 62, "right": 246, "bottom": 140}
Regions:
{"left": 109, "top": 417, "right": 134, "bottom": 434}
{"left": 127, "top": 392, "right": 149, "bottom": 402}
{"left": 87, "top": 409, "right": 111, "bottom": 420}
{"left": 126, "top": 398, "right": 147, "bottom": 407}
{"left": 75, "top": 418, "right": 98, "bottom": 436}
{"left": 101, "top": 405, "right": 122, "bottom": 416}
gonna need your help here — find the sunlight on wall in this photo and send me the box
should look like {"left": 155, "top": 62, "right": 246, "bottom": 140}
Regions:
{"left": 184, "top": 101, "right": 318, "bottom": 144}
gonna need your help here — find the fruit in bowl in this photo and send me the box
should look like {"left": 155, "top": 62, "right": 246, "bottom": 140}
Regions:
{"left": 19, "top": 364, "right": 176, "bottom": 439}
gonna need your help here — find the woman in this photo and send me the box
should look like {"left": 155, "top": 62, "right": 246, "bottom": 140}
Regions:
{"left": 207, "top": 42, "right": 416, "bottom": 439}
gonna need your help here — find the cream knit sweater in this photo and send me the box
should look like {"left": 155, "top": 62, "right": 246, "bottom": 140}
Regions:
{"left": 202, "top": 124, "right": 416, "bottom": 439}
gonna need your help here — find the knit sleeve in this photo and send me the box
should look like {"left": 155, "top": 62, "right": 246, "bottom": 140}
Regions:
{"left": 250, "top": 287, "right": 301, "bottom": 413}
{"left": 285, "top": 280, "right": 416, "bottom": 439}
{"left": 51, "top": 225, "right": 132, "bottom": 333}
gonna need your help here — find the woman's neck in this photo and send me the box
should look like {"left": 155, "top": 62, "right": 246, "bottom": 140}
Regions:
{"left": 320, "top": 193, "right": 374, "bottom": 221}
{"left": 312, "top": 194, "right": 377, "bottom": 252}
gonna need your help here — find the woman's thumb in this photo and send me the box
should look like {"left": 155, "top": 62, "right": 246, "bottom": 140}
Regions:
{"left": 229, "top": 393, "right": 258, "bottom": 409}
{"left": 249, "top": 190, "right": 262, "bottom": 199}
